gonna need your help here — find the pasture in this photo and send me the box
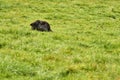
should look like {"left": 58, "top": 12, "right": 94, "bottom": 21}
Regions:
{"left": 0, "top": 0, "right": 120, "bottom": 80}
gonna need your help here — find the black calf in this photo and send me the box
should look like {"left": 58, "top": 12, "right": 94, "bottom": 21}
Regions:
{"left": 30, "top": 20, "right": 52, "bottom": 32}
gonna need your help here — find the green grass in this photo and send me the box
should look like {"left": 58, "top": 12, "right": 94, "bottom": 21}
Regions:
{"left": 0, "top": 0, "right": 120, "bottom": 80}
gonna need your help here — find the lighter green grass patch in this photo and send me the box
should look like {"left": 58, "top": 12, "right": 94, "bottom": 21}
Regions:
{"left": 0, "top": 0, "right": 120, "bottom": 80}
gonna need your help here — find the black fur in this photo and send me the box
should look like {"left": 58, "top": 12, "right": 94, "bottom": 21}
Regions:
{"left": 30, "top": 20, "right": 52, "bottom": 32}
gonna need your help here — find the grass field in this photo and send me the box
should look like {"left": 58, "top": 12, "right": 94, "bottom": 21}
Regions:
{"left": 0, "top": 0, "right": 120, "bottom": 80}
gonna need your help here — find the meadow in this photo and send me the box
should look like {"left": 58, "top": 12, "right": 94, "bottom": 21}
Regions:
{"left": 0, "top": 0, "right": 120, "bottom": 80}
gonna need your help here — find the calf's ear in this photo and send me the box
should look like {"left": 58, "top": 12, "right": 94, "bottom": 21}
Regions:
{"left": 30, "top": 23, "right": 32, "bottom": 26}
